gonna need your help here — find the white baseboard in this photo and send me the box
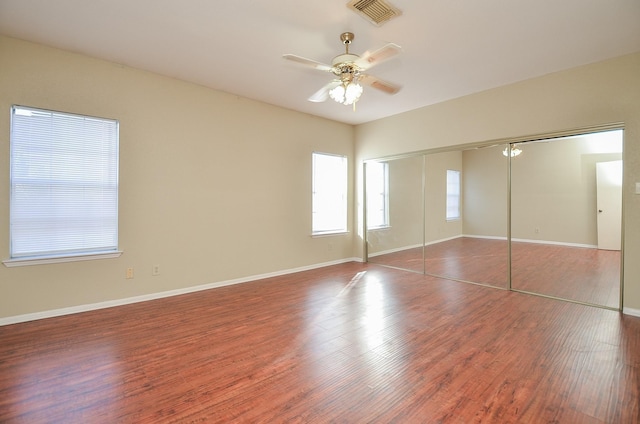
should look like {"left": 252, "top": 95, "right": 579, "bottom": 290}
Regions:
{"left": 370, "top": 235, "right": 596, "bottom": 259}
{"left": 0, "top": 257, "right": 362, "bottom": 326}
{"left": 367, "top": 243, "right": 423, "bottom": 258}
{"left": 622, "top": 307, "right": 640, "bottom": 318}
{"left": 510, "top": 238, "right": 597, "bottom": 249}
{"left": 4, "top": 255, "right": 634, "bottom": 324}
{"left": 464, "top": 234, "right": 597, "bottom": 249}
{"left": 368, "top": 235, "right": 464, "bottom": 258}
{"left": 463, "top": 234, "right": 507, "bottom": 241}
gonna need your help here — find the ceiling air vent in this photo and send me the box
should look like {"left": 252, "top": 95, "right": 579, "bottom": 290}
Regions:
{"left": 347, "top": 0, "right": 402, "bottom": 26}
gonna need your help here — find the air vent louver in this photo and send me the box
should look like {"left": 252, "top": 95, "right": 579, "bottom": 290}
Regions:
{"left": 347, "top": 0, "right": 401, "bottom": 26}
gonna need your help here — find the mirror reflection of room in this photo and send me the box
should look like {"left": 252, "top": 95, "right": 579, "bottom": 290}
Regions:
{"left": 366, "top": 155, "right": 425, "bottom": 274}
{"left": 365, "top": 128, "right": 623, "bottom": 310}
{"left": 510, "top": 130, "right": 623, "bottom": 309}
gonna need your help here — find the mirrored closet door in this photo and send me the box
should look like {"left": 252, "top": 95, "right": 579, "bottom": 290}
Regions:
{"left": 366, "top": 155, "right": 425, "bottom": 274}
{"left": 364, "top": 128, "right": 623, "bottom": 310}
{"left": 510, "top": 130, "right": 623, "bottom": 308}
{"left": 365, "top": 145, "right": 510, "bottom": 288}
{"left": 422, "top": 148, "right": 509, "bottom": 288}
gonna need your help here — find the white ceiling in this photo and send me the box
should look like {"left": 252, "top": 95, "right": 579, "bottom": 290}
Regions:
{"left": 1, "top": 0, "right": 639, "bottom": 125}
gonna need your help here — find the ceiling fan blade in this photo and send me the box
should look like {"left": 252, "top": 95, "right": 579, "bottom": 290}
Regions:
{"left": 283, "top": 54, "right": 332, "bottom": 72}
{"left": 308, "top": 80, "right": 342, "bottom": 102}
{"left": 355, "top": 43, "right": 402, "bottom": 71}
{"left": 359, "top": 74, "right": 402, "bottom": 95}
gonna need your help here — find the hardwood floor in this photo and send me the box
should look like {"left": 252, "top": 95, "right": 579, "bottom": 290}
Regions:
{"left": 511, "top": 241, "right": 621, "bottom": 308}
{"left": 1, "top": 262, "right": 638, "bottom": 423}
{"left": 369, "top": 237, "right": 621, "bottom": 308}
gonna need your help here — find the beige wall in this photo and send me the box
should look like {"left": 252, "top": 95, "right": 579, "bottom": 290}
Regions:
{"left": 424, "top": 151, "right": 463, "bottom": 242}
{"left": 462, "top": 134, "right": 622, "bottom": 246}
{"left": 462, "top": 145, "right": 508, "bottom": 238}
{"left": 355, "top": 52, "right": 640, "bottom": 311}
{"left": 367, "top": 155, "right": 423, "bottom": 256}
{"left": 510, "top": 135, "right": 622, "bottom": 245}
{"left": 366, "top": 151, "right": 463, "bottom": 258}
{"left": 2, "top": 34, "right": 639, "bottom": 320}
{"left": 0, "top": 36, "right": 354, "bottom": 320}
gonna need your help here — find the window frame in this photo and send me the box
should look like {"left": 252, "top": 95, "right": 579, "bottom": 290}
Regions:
{"left": 365, "top": 161, "right": 390, "bottom": 230}
{"left": 4, "top": 105, "right": 122, "bottom": 267}
{"left": 446, "top": 169, "right": 461, "bottom": 221}
{"left": 311, "top": 152, "right": 348, "bottom": 236}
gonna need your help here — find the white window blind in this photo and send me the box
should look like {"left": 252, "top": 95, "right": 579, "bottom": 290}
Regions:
{"left": 10, "top": 106, "right": 119, "bottom": 259}
{"left": 446, "top": 169, "right": 461, "bottom": 221}
{"left": 366, "top": 161, "right": 389, "bottom": 228}
{"left": 312, "top": 152, "right": 347, "bottom": 234}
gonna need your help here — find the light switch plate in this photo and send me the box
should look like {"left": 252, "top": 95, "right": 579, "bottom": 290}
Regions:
{"left": 636, "top": 182, "right": 640, "bottom": 194}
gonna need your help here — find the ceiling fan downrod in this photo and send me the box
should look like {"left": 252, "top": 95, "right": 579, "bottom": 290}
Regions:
{"left": 340, "top": 32, "right": 355, "bottom": 54}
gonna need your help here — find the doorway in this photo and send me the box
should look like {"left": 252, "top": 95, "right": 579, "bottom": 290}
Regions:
{"left": 596, "top": 160, "right": 623, "bottom": 250}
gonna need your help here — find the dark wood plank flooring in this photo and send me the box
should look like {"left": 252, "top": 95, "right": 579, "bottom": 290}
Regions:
{"left": 0, "top": 262, "right": 638, "bottom": 423}
{"left": 369, "top": 237, "right": 621, "bottom": 308}
{"left": 511, "top": 241, "right": 621, "bottom": 308}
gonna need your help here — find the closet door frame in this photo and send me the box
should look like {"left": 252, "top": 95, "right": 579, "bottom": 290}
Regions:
{"left": 363, "top": 122, "right": 625, "bottom": 311}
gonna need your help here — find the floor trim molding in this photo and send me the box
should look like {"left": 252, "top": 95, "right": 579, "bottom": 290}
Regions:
{"left": 0, "top": 257, "right": 362, "bottom": 326}
{"left": 369, "top": 235, "right": 597, "bottom": 259}
{"left": 622, "top": 307, "right": 640, "bottom": 318}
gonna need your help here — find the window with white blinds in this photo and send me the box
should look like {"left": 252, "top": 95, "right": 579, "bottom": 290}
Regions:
{"left": 366, "top": 161, "right": 389, "bottom": 229}
{"left": 446, "top": 169, "right": 461, "bottom": 221}
{"left": 9, "top": 105, "right": 119, "bottom": 261}
{"left": 312, "top": 152, "right": 347, "bottom": 235}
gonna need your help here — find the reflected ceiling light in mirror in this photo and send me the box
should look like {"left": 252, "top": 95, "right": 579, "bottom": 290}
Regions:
{"left": 503, "top": 145, "right": 522, "bottom": 157}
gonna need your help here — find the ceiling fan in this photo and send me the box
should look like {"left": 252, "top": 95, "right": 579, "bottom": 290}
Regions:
{"left": 283, "top": 32, "right": 402, "bottom": 108}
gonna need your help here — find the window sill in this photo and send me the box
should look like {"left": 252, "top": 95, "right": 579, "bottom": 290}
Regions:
{"left": 367, "top": 225, "right": 391, "bottom": 231}
{"left": 311, "top": 230, "right": 349, "bottom": 237}
{"left": 3, "top": 251, "right": 123, "bottom": 267}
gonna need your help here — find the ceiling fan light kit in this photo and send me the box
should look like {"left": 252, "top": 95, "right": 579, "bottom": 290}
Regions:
{"left": 283, "top": 32, "right": 402, "bottom": 110}
{"left": 503, "top": 145, "right": 523, "bottom": 157}
{"left": 328, "top": 33, "right": 364, "bottom": 107}
{"left": 329, "top": 81, "right": 363, "bottom": 106}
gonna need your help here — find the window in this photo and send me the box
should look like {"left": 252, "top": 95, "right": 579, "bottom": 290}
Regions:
{"left": 446, "top": 169, "right": 461, "bottom": 221}
{"left": 366, "top": 161, "right": 389, "bottom": 229}
{"left": 8, "top": 105, "right": 119, "bottom": 264}
{"left": 312, "top": 152, "right": 347, "bottom": 235}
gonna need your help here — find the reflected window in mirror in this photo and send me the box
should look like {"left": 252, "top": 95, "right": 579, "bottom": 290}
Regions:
{"left": 446, "top": 169, "right": 461, "bottom": 221}
{"left": 366, "top": 162, "right": 389, "bottom": 229}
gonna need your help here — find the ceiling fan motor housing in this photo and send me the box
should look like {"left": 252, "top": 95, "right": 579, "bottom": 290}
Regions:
{"left": 332, "top": 33, "right": 363, "bottom": 82}
{"left": 332, "top": 54, "right": 360, "bottom": 67}
{"left": 332, "top": 54, "right": 361, "bottom": 83}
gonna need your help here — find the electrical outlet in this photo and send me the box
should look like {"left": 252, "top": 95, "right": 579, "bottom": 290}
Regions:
{"left": 534, "top": 228, "right": 540, "bottom": 234}
{"left": 126, "top": 267, "right": 134, "bottom": 279}
{"left": 152, "top": 265, "right": 160, "bottom": 276}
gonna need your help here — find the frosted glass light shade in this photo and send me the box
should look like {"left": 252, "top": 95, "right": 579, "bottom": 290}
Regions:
{"left": 329, "top": 82, "right": 363, "bottom": 105}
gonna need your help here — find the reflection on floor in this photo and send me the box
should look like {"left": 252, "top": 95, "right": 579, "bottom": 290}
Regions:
{"left": 369, "top": 237, "right": 620, "bottom": 309}
{"left": 1, "top": 262, "right": 638, "bottom": 422}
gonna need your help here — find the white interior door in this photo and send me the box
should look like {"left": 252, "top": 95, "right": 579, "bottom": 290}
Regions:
{"left": 596, "top": 160, "right": 622, "bottom": 250}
